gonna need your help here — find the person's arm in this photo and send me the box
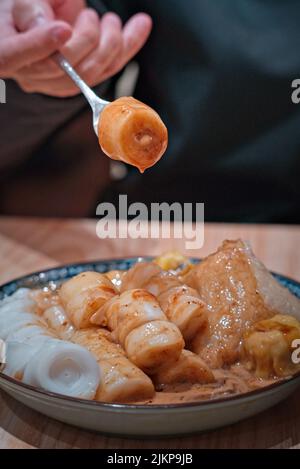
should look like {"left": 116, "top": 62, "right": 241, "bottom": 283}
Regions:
{"left": 0, "top": 0, "right": 152, "bottom": 97}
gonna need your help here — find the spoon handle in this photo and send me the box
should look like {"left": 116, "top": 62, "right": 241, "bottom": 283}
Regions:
{"left": 52, "top": 52, "right": 108, "bottom": 110}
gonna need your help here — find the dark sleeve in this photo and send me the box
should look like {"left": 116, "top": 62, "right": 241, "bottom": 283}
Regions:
{"left": 0, "top": 78, "right": 111, "bottom": 173}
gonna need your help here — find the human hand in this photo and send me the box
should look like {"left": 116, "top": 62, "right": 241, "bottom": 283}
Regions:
{"left": 2, "top": 0, "right": 152, "bottom": 97}
{"left": 0, "top": 0, "right": 72, "bottom": 81}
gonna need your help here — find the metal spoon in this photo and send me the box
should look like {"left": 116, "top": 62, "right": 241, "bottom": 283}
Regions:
{"left": 52, "top": 52, "right": 109, "bottom": 136}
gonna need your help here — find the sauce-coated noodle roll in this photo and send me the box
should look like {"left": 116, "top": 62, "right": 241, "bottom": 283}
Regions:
{"left": 43, "top": 305, "right": 75, "bottom": 340}
{"left": 93, "top": 289, "right": 166, "bottom": 345}
{"left": 40, "top": 302, "right": 154, "bottom": 402}
{"left": 120, "top": 262, "right": 161, "bottom": 292}
{"left": 121, "top": 262, "right": 208, "bottom": 342}
{"left": 98, "top": 97, "right": 168, "bottom": 173}
{"left": 125, "top": 320, "right": 184, "bottom": 374}
{"left": 154, "top": 350, "right": 214, "bottom": 387}
{"left": 158, "top": 286, "right": 208, "bottom": 342}
{"left": 92, "top": 289, "right": 184, "bottom": 373}
{"left": 72, "top": 329, "right": 154, "bottom": 402}
{"left": 59, "top": 271, "right": 116, "bottom": 329}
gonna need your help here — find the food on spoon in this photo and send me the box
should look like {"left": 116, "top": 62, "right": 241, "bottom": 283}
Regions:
{"left": 98, "top": 97, "right": 168, "bottom": 173}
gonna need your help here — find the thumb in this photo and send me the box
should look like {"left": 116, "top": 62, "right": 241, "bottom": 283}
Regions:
{"left": 13, "top": 0, "right": 68, "bottom": 31}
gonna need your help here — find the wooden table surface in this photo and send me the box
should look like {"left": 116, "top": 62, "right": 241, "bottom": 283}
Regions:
{"left": 0, "top": 216, "right": 300, "bottom": 449}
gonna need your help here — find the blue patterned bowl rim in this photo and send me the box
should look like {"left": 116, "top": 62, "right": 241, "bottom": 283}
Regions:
{"left": 0, "top": 256, "right": 299, "bottom": 300}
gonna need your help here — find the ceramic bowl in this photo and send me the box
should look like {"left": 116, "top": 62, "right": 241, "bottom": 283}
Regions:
{"left": 0, "top": 258, "right": 299, "bottom": 436}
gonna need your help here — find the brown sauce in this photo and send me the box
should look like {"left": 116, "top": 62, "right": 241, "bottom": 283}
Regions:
{"left": 137, "top": 364, "right": 281, "bottom": 405}
{"left": 32, "top": 287, "right": 285, "bottom": 405}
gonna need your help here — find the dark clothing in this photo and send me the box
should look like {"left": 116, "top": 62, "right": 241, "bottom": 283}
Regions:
{"left": 1, "top": 0, "right": 300, "bottom": 221}
{"left": 0, "top": 79, "right": 111, "bottom": 217}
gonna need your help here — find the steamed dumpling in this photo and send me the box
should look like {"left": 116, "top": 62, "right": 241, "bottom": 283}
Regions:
{"left": 243, "top": 314, "right": 300, "bottom": 378}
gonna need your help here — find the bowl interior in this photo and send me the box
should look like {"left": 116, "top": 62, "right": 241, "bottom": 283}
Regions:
{"left": 0, "top": 257, "right": 300, "bottom": 410}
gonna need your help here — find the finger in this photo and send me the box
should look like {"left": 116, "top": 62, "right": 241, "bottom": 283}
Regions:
{"left": 0, "top": 21, "right": 72, "bottom": 76}
{"left": 14, "top": 11, "right": 124, "bottom": 94}
{"left": 13, "top": 0, "right": 67, "bottom": 30}
{"left": 55, "top": 0, "right": 86, "bottom": 25}
{"left": 17, "top": 76, "right": 81, "bottom": 97}
{"left": 16, "top": 9, "right": 100, "bottom": 81}
{"left": 120, "top": 13, "right": 152, "bottom": 66}
{"left": 17, "top": 57, "right": 65, "bottom": 81}
{"left": 14, "top": 10, "right": 103, "bottom": 88}
{"left": 16, "top": 64, "right": 96, "bottom": 96}
{"left": 75, "top": 12, "right": 123, "bottom": 82}
{"left": 97, "top": 12, "right": 123, "bottom": 69}
{"left": 60, "top": 8, "right": 100, "bottom": 65}
{"left": 101, "top": 13, "right": 152, "bottom": 79}
{"left": 26, "top": 12, "right": 150, "bottom": 93}
{"left": 14, "top": 5, "right": 99, "bottom": 80}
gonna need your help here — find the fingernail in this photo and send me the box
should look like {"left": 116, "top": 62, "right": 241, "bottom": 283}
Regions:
{"left": 51, "top": 26, "right": 70, "bottom": 43}
{"left": 104, "top": 12, "right": 122, "bottom": 25}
